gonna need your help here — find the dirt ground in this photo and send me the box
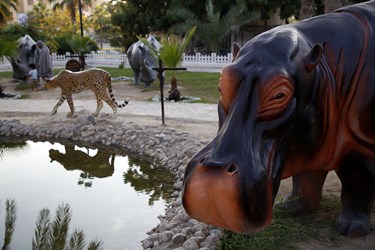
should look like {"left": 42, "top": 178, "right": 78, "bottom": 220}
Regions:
{"left": 0, "top": 78, "right": 374, "bottom": 249}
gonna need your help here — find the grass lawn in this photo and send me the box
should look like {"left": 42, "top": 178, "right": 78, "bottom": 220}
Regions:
{"left": 1, "top": 67, "right": 221, "bottom": 104}
{"left": 99, "top": 67, "right": 221, "bottom": 104}
{"left": 219, "top": 197, "right": 342, "bottom": 250}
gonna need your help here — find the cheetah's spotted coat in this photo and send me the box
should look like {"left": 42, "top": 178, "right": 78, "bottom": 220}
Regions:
{"left": 45, "top": 68, "right": 129, "bottom": 118}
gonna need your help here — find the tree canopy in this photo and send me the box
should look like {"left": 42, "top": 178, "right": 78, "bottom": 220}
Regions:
{"left": 110, "top": 0, "right": 302, "bottom": 51}
{"left": 0, "top": 0, "right": 18, "bottom": 27}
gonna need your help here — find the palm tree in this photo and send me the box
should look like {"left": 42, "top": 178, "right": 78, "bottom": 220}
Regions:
{"left": 48, "top": 0, "right": 92, "bottom": 29}
{"left": 0, "top": 0, "right": 18, "bottom": 27}
{"left": 32, "top": 203, "right": 103, "bottom": 250}
{"left": 2, "top": 199, "right": 17, "bottom": 250}
{"left": 140, "top": 26, "right": 196, "bottom": 101}
{"left": 0, "top": 141, "right": 29, "bottom": 159}
{"left": 168, "top": 0, "right": 254, "bottom": 53}
{"left": 0, "top": 34, "right": 18, "bottom": 59}
{"left": 67, "top": 35, "right": 92, "bottom": 70}
{"left": 0, "top": 35, "right": 18, "bottom": 96}
{"left": 27, "top": 1, "right": 52, "bottom": 31}
{"left": 0, "top": 200, "right": 102, "bottom": 249}
{"left": 89, "top": 4, "right": 111, "bottom": 49}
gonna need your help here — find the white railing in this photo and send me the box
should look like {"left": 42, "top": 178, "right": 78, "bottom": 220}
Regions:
{"left": 0, "top": 51, "right": 231, "bottom": 73}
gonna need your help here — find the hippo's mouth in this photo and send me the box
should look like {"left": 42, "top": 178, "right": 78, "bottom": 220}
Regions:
{"left": 182, "top": 163, "right": 273, "bottom": 233}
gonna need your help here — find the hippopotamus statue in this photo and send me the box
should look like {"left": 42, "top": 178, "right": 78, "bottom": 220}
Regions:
{"left": 126, "top": 35, "right": 161, "bottom": 87}
{"left": 9, "top": 35, "right": 36, "bottom": 81}
{"left": 183, "top": 1, "right": 375, "bottom": 238}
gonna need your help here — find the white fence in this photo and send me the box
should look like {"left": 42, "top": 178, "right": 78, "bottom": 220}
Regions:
{"left": 0, "top": 51, "right": 232, "bottom": 73}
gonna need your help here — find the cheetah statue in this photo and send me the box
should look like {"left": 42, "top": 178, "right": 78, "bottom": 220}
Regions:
{"left": 45, "top": 68, "right": 129, "bottom": 118}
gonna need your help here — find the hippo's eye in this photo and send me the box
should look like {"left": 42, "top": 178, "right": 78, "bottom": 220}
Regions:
{"left": 271, "top": 93, "right": 285, "bottom": 100}
{"left": 258, "top": 78, "right": 294, "bottom": 121}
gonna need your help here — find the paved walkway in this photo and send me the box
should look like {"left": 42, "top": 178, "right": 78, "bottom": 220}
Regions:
{"left": 0, "top": 99, "right": 218, "bottom": 122}
{"left": 0, "top": 98, "right": 219, "bottom": 140}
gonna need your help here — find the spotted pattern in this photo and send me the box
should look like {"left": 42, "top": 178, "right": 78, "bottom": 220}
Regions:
{"left": 45, "top": 68, "right": 129, "bottom": 118}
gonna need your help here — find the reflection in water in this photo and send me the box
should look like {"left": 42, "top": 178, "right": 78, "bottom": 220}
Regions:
{"left": 125, "top": 157, "right": 175, "bottom": 206}
{"left": 0, "top": 140, "right": 174, "bottom": 249}
{"left": 2, "top": 199, "right": 16, "bottom": 250}
{"left": 0, "top": 199, "right": 103, "bottom": 250}
{"left": 49, "top": 145, "right": 115, "bottom": 178}
{"left": 32, "top": 202, "right": 103, "bottom": 250}
{"left": 0, "top": 141, "right": 29, "bottom": 160}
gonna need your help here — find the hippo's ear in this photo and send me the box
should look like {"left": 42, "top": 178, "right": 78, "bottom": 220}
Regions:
{"left": 218, "top": 102, "right": 228, "bottom": 130}
{"left": 304, "top": 44, "right": 323, "bottom": 72}
{"left": 232, "top": 43, "right": 241, "bottom": 62}
{"left": 138, "top": 46, "right": 146, "bottom": 55}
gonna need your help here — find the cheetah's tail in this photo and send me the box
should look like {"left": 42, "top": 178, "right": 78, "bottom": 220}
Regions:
{"left": 117, "top": 98, "right": 130, "bottom": 108}
{"left": 108, "top": 85, "right": 129, "bottom": 108}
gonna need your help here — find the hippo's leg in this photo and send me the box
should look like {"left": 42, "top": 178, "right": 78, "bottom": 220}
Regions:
{"left": 335, "top": 153, "right": 375, "bottom": 238}
{"left": 280, "top": 169, "right": 328, "bottom": 214}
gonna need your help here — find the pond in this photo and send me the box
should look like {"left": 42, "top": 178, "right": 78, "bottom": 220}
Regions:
{"left": 0, "top": 139, "right": 175, "bottom": 249}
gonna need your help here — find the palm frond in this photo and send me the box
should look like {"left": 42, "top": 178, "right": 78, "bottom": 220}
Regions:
{"left": 0, "top": 142, "right": 30, "bottom": 160}
{"left": 32, "top": 208, "right": 51, "bottom": 250}
{"left": 49, "top": 203, "right": 71, "bottom": 250}
{"left": 166, "top": 7, "right": 196, "bottom": 21}
{"left": 137, "top": 36, "right": 159, "bottom": 58}
{"left": 0, "top": 34, "right": 19, "bottom": 59}
{"left": 86, "top": 238, "right": 103, "bottom": 250}
{"left": 67, "top": 35, "right": 91, "bottom": 54}
{"left": 2, "top": 199, "right": 17, "bottom": 250}
{"left": 66, "top": 229, "right": 85, "bottom": 250}
{"left": 167, "top": 7, "right": 199, "bottom": 35}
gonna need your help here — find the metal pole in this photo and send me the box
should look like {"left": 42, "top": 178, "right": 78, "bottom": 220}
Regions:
{"left": 153, "top": 63, "right": 186, "bottom": 125}
{"left": 158, "top": 59, "right": 165, "bottom": 125}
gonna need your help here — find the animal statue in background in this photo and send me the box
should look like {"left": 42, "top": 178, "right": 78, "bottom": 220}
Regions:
{"left": 183, "top": 0, "right": 375, "bottom": 238}
{"left": 9, "top": 35, "right": 36, "bottom": 82}
{"left": 126, "top": 35, "right": 161, "bottom": 87}
{"left": 45, "top": 68, "right": 129, "bottom": 118}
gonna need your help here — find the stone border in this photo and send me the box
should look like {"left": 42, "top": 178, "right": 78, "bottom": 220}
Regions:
{"left": 0, "top": 119, "right": 223, "bottom": 250}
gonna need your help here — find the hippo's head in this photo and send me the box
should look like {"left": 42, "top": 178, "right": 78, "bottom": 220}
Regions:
{"left": 139, "top": 35, "right": 161, "bottom": 85}
{"left": 182, "top": 28, "right": 324, "bottom": 233}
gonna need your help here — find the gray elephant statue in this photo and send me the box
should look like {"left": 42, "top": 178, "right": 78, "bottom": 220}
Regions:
{"left": 9, "top": 35, "right": 37, "bottom": 82}
{"left": 126, "top": 35, "right": 161, "bottom": 87}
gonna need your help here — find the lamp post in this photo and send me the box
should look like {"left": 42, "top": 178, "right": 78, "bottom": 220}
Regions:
{"left": 78, "top": 0, "right": 84, "bottom": 69}
{"left": 78, "top": 0, "right": 84, "bottom": 37}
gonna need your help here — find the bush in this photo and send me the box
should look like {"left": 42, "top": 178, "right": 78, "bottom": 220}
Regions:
{"left": 55, "top": 33, "right": 98, "bottom": 55}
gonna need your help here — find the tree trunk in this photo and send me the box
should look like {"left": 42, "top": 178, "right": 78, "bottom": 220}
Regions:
{"left": 324, "top": 0, "right": 349, "bottom": 13}
{"left": 299, "top": 0, "right": 316, "bottom": 20}
{"left": 167, "top": 75, "right": 181, "bottom": 102}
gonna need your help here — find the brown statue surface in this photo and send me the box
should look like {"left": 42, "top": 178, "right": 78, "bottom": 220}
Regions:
{"left": 183, "top": 1, "right": 375, "bottom": 238}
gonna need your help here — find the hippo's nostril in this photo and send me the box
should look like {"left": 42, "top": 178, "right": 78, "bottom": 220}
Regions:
{"left": 227, "top": 164, "right": 237, "bottom": 174}
{"left": 198, "top": 156, "right": 207, "bottom": 165}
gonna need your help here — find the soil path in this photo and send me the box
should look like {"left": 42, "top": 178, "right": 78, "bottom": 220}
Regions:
{"left": 0, "top": 78, "right": 374, "bottom": 249}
